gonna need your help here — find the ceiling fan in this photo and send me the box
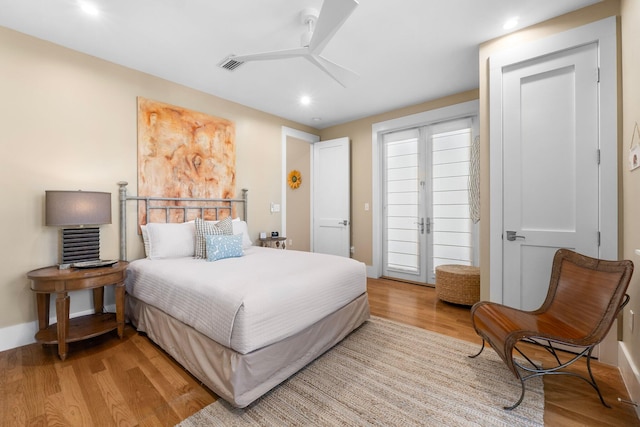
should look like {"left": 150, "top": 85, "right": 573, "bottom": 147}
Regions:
{"left": 218, "top": 0, "right": 359, "bottom": 87}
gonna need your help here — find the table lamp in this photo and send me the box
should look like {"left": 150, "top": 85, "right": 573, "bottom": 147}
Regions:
{"left": 45, "top": 190, "right": 112, "bottom": 266}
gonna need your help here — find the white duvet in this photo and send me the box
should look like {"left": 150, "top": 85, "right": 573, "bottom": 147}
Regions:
{"left": 125, "top": 246, "right": 367, "bottom": 354}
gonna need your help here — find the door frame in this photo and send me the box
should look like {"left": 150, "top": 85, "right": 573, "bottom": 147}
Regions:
{"left": 489, "top": 17, "right": 618, "bottom": 304}
{"left": 371, "top": 100, "right": 479, "bottom": 279}
{"left": 281, "top": 127, "right": 319, "bottom": 239}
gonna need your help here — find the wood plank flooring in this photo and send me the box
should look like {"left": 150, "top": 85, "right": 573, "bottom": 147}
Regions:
{"left": 369, "top": 278, "right": 640, "bottom": 426}
{"left": 1, "top": 277, "right": 638, "bottom": 426}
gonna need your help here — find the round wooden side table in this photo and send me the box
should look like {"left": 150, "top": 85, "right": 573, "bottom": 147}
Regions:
{"left": 27, "top": 261, "right": 128, "bottom": 360}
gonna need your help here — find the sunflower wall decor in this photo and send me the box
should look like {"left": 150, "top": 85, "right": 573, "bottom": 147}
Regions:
{"left": 288, "top": 170, "right": 302, "bottom": 189}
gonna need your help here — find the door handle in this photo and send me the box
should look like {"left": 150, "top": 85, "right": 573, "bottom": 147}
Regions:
{"left": 414, "top": 218, "right": 425, "bottom": 234}
{"left": 339, "top": 220, "right": 349, "bottom": 226}
{"left": 506, "top": 230, "right": 525, "bottom": 241}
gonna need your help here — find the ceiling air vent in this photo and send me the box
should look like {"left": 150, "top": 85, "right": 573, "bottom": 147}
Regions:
{"left": 218, "top": 55, "right": 244, "bottom": 71}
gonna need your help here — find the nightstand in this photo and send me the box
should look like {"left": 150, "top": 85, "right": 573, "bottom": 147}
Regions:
{"left": 27, "top": 261, "right": 128, "bottom": 360}
{"left": 259, "top": 236, "right": 287, "bottom": 249}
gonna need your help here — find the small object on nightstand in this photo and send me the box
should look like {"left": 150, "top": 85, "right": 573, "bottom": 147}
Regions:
{"left": 271, "top": 231, "right": 279, "bottom": 237}
{"left": 72, "top": 259, "right": 118, "bottom": 269}
{"left": 260, "top": 232, "right": 267, "bottom": 239}
{"left": 259, "top": 236, "right": 287, "bottom": 250}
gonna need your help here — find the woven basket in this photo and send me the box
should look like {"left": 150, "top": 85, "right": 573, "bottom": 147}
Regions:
{"left": 435, "top": 265, "right": 480, "bottom": 306}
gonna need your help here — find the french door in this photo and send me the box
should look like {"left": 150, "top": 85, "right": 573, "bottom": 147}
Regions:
{"left": 382, "top": 118, "right": 477, "bottom": 284}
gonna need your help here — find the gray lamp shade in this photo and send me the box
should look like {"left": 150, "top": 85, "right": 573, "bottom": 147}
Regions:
{"left": 45, "top": 190, "right": 112, "bottom": 226}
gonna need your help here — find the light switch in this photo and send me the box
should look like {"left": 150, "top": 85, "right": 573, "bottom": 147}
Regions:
{"left": 270, "top": 202, "right": 281, "bottom": 213}
{"left": 364, "top": 203, "right": 369, "bottom": 211}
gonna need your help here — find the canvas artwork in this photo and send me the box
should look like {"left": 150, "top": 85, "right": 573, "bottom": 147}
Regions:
{"left": 137, "top": 97, "right": 236, "bottom": 224}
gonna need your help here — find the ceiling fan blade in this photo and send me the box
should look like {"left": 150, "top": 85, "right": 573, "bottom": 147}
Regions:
{"left": 309, "top": 0, "right": 358, "bottom": 54}
{"left": 231, "top": 47, "right": 309, "bottom": 63}
{"left": 305, "top": 54, "right": 358, "bottom": 88}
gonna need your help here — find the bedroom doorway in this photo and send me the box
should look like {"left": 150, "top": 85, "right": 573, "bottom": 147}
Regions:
{"left": 381, "top": 117, "right": 478, "bottom": 285}
{"left": 285, "top": 136, "right": 313, "bottom": 251}
{"left": 281, "top": 128, "right": 351, "bottom": 257}
{"left": 281, "top": 127, "right": 319, "bottom": 250}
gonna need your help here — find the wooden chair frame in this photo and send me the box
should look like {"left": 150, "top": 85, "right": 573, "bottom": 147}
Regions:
{"left": 470, "top": 249, "right": 633, "bottom": 410}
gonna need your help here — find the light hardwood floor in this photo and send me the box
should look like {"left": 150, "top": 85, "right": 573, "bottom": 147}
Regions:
{"left": 1, "top": 278, "right": 638, "bottom": 426}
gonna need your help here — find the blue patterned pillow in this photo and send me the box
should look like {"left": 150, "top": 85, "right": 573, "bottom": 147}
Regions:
{"left": 205, "top": 234, "right": 244, "bottom": 261}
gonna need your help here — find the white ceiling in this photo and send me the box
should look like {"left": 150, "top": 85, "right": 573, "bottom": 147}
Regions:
{"left": 0, "top": 0, "right": 600, "bottom": 129}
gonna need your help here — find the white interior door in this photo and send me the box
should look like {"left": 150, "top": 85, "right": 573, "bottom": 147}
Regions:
{"left": 501, "top": 42, "right": 599, "bottom": 310}
{"left": 313, "top": 137, "right": 350, "bottom": 257}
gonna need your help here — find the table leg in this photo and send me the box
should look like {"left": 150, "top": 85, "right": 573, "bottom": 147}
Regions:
{"left": 56, "top": 292, "right": 69, "bottom": 360}
{"left": 93, "top": 287, "right": 104, "bottom": 314}
{"left": 115, "top": 282, "right": 125, "bottom": 338}
{"left": 36, "top": 293, "right": 50, "bottom": 331}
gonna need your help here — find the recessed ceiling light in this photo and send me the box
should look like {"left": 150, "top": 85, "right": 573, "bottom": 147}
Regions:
{"left": 503, "top": 17, "right": 519, "bottom": 30}
{"left": 300, "top": 95, "right": 311, "bottom": 106}
{"left": 312, "top": 117, "right": 322, "bottom": 122}
{"left": 79, "top": 1, "right": 100, "bottom": 16}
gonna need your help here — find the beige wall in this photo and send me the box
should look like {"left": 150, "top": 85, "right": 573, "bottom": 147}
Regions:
{"left": 319, "top": 89, "right": 479, "bottom": 266}
{"left": 621, "top": 0, "right": 640, "bottom": 373}
{"left": 0, "top": 26, "right": 317, "bottom": 330}
{"left": 286, "top": 137, "right": 311, "bottom": 251}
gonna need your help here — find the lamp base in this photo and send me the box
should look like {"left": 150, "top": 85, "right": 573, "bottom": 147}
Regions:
{"left": 61, "top": 227, "right": 100, "bottom": 264}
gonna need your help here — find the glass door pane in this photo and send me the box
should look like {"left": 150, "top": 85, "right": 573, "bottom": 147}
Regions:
{"left": 430, "top": 121, "right": 474, "bottom": 282}
{"left": 382, "top": 128, "right": 427, "bottom": 282}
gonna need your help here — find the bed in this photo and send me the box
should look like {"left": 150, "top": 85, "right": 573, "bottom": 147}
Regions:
{"left": 117, "top": 182, "right": 370, "bottom": 408}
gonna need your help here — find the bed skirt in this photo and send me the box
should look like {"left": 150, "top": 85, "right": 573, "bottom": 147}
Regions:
{"left": 126, "top": 293, "right": 370, "bottom": 408}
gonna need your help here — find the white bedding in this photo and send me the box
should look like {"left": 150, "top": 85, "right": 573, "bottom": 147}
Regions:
{"left": 125, "top": 246, "right": 367, "bottom": 354}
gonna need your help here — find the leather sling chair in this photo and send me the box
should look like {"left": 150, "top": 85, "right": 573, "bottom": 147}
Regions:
{"left": 470, "top": 249, "right": 633, "bottom": 410}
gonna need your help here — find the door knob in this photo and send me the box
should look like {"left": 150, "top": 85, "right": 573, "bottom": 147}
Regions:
{"left": 506, "top": 231, "right": 525, "bottom": 241}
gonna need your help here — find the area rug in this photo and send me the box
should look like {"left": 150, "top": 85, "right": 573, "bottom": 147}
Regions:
{"left": 177, "top": 317, "right": 544, "bottom": 426}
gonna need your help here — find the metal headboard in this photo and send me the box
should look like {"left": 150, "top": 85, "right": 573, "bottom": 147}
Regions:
{"left": 118, "top": 181, "right": 248, "bottom": 261}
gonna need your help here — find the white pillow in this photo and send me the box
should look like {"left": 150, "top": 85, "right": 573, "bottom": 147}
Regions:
{"left": 232, "top": 218, "right": 253, "bottom": 249}
{"left": 146, "top": 222, "right": 195, "bottom": 259}
{"left": 140, "top": 224, "right": 150, "bottom": 257}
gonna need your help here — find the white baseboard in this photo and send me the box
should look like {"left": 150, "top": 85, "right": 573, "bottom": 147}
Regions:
{"left": 0, "top": 321, "right": 38, "bottom": 352}
{"left": 619, "top": 342, "right": 640, "bottom": 419}
{"left": 0, "top": 304, "right": 116, "bottom": 353}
